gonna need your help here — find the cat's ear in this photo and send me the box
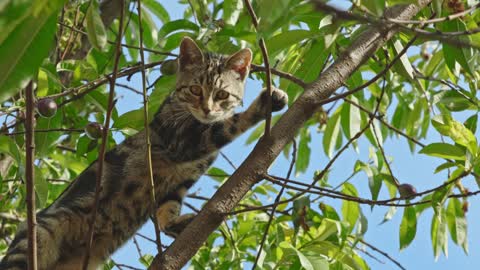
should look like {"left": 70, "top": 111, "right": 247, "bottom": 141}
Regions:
{"left": 179, "top": 37, "right": 204, "bottom": 71}
{"left": 225, "top": 48, "right": 252, "bottom": 80}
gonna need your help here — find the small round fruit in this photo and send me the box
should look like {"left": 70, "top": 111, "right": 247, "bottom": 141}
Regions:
{"left": 160, "top": 59, "right": 178, "bottom": 75}
{"left": 37, "top": 98, "right": 57, "bottom": 118}
{"left": 398, "top": 183, "right": 417, "bottom": 198}
{"left": 85, "top": 122, "right": 104, "bottom": 140}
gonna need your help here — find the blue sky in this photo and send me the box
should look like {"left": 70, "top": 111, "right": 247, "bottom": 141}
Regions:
{"left": 108, "top": 1, "right": 480, "bottom": 269}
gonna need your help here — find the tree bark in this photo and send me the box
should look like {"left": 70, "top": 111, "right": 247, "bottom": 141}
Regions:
{"left": 149, "top": 1, "right": 432, "bottom": 269}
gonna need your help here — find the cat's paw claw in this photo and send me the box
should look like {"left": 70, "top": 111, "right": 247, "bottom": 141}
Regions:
{"left": 271, "top": 88, "right": 288, "bottom": 111}
{"left": 261, "top": 87, "right": 288, "bottom": 112}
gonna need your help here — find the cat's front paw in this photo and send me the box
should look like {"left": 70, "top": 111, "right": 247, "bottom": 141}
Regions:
{"left": 261, "top": 87, "right": 288, "bottom": 112}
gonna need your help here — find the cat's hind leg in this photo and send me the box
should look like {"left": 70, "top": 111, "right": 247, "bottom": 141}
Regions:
{"left": 0, "top": 217, "right": 61, "bottom": 270}
{"left": 156, "top": 181, "right": 195, "bottom": 238}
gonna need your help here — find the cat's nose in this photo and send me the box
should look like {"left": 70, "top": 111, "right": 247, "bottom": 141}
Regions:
{"left": 202, "top": 107, "right": 211, "bottom": 115}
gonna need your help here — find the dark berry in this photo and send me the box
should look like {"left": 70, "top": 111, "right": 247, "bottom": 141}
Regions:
{"left": 398, "top": 183, "right": 417, "bottom": 199}
{"left": 37, "top": 98, "right": 57, "bottom": 118}
{"left": 85, "top": 122, "right": 103, "bottom": 140}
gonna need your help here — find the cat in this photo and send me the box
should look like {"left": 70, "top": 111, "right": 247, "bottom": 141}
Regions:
{"left": 0, "top": 37, "right": 288, "bottom": 269}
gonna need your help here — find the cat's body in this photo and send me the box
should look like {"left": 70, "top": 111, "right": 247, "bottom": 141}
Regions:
{"left": 0, "top": 37, "right": 287, "bottom": 269}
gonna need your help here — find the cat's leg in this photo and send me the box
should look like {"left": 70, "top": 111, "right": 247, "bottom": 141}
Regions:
{"left": 199, "top": 87, "right": 288, "bottom": 151}
{"left": 156, "top": 180, "right": 195, "bottom": 238}
{"left": 0, "top": 214, "right": 62, "bottom": 270}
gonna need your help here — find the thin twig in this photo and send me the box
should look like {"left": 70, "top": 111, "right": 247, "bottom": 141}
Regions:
{"left": 250, "top": 64, "right": 307, "bottom": 88}
{"left": 56, "top": 7, "right": 66, "bottom": 64}
{"left": 25, "top": 81, "right": 37, "bottom": 270}
{"left": 136, "top": 0, "right": 162, "bottom": 255}
{"left": 244, "top": 0, "right": 273, "bottom": 137}
{"left": 371, "top": 67, "right": 401, "bottom": 186}
{"left": 251, "top": 140, "right": 297, "bottom": 269}
{"left": 220, "top": 151, "right": 237, "bottom": 170}
{"left": 115, "top": 83, "right": 143, "bottom": 95}
{"left": 387, "top": 3, "right": 480, "bottom": 24}
{"left": 358, "top": 239, "right": 406, "bottom": 270}
{"left": 3, "top": 128, "right": 84, "bottom": 136}
{"left": 82, "top": 1, "right": 125, "bottom": 269}
{"left": 132, "top": 237, "right": 144, "bottom": 258}
{"left": 61, "top": 4, "right": 83, "bottom": 61}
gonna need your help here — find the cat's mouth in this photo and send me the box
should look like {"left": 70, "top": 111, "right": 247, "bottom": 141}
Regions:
{"left": 189, "top": 108, "right": 223, "bottom": 123}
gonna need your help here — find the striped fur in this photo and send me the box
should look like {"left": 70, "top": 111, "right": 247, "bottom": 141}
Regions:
{"left": 0, "top": 37, "right": 287, "bottom": 269}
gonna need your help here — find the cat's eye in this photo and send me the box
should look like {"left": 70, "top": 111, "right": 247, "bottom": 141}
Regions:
{"left": 189, "top": 85, "right": 203, "bottom": 96}
{"left": 215, "top": 90, "right": 229, "bottom": 100}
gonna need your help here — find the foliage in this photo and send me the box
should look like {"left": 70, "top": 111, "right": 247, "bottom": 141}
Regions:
{"left": 1, "top": 0, "right": 480, "bottom": 269}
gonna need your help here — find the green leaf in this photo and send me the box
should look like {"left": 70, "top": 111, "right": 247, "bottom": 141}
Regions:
{"left": 0, "top": 8, "right": 59, "bottom": 102}
{"left": 142, "top": 0, "right": 170, "bottom": 23}
{"left": 341, "top": 183, "right": 359, "bottom": 232}
{"left": 380, "top": 206, "right": 397, "bottom": 224}
{"left": 158, "top": 19, "right": 199, "bottom": 40}
{"left": 392, "top": 39, "right": 414, "bottom": 80}
{"left": 432, "top": 168, "right": 463, "bottom": 212}
{"left": 432, "top": 114, "right": 478, "bottom": 155}
{"left": 434, "top": 161, "right": 457, "bottom": 174}
{"left": 399, "top": 206, "right": 417, "bottom": 250}
{"left": 266, "top": 30, "right": 313, "bottom": 56}
{"left": 206, "top": 167, "right": 229, "bottom": 182}
{"left": 316, "top": 217, "right": 342, "bottom": 240}
{"left": 139, "top": 254, "right": 154, "bottom": 267}
{"left": 282, "top": 41, "right": 327, "bottom": 103}
{"left": 340, "top": 96, "right": 361, "bottom": 140}
{"left": 431, "top": 209, "right": 448, "bottom": 260}
{"left": 419, "top": 143, "right": 466, "bottom": 161}
{"left": 0, "top": 135, "right": 19, "bottom": 159}
{"left": 438, "top": 90, "right": 478, "bottom": 112}
{"left": 441, "top": 20, "right": 474, "bottom": 76}
{"left": 223, "top": 0, "right": 243, "bottom": 25}
{"left": 319, "top": 203, "right": 341, "bottom": 221}
{"left": 323, "top": 110, "right": 341, "bottom": 158}
{"left": 35, "top": 112, "right": 63, "bottom": 157}
{"left": 464, "top": 114, "right": 477, "bottom": 134}
{"left": 86, "top": 4, "right": 107, "bottom": 50}
{"left": 35, "top": 166, "right": 48, "bottom": 208}
{"left": 362, "top": 0, "right": 385, "bottom": 15}
{"left": 446, "top": 198, "right": 468, "bottom": 254}
{"left": 295, "top": 128, "right": 311, "bottom": 175}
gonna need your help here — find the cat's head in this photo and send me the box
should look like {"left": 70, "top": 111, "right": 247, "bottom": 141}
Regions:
{"left": 175, "top": 37, "right": 252, "bottom": 123}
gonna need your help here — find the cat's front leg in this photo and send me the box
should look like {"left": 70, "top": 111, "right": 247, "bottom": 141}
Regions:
{"left": 246, "top": 87, "right": 289, "bottom": 122}
{"left": 200, "top": 87, "right": 288, "bottom": 151}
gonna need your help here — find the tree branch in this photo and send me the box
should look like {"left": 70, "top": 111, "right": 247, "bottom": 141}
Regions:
{"left": 244, "top": 0, "right": 273, "bottom": 137}
{"left": 148, "top": 1, "right": 432, "bottom": 269}
{"left": 82, "top": 0, "right": 125, "bottom": 268}
{"left": 25, "top": 81, "right": 37, "bottom": 270}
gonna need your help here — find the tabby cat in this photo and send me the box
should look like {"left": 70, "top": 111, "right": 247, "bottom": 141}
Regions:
{"left": 0, "top": 37, "right": 288, "bottom": 269}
